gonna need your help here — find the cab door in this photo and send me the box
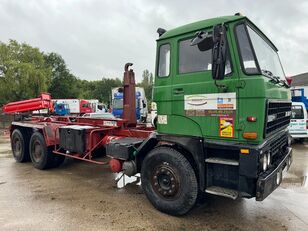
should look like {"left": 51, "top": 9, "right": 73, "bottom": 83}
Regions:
{"left": 171, "top": 28, "right": 239, "bottom": 139}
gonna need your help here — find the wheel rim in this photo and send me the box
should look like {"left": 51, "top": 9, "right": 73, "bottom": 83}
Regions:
{"left": 152, "top": 165, "right": 180, "bottom": 199}
{"left": 12, "top": 136, "right": 22, "bottom": 158}
{"left": 32, "top": 140, "right": 42, "bottom": 163}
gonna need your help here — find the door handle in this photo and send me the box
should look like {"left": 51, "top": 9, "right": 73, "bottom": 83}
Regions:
{"left": 173, "top": 88, "right": 184, "bottom": 95}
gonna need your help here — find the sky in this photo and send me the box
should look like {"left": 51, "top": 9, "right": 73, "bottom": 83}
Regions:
{"left": 0, "top": 0, "right": 307, "bottom": 81}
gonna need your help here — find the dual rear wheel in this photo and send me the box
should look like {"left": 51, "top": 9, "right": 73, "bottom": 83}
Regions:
{"left": 11, "top": 129, "right": 65, "bottom": 169}
{"left": 11, "top": 129, "right": 29, "bottom": 162}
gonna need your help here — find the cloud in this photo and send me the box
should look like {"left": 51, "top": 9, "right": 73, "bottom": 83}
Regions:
{"left": 0, "top": 0, "right": 307, "bottom": 80}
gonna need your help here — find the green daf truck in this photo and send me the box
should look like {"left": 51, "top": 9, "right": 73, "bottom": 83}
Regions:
{"left": 136, "top": 14, "right": 292, "bottom": 215}
{"left": 6, "top": 14, "right": 293, "bottom": 216}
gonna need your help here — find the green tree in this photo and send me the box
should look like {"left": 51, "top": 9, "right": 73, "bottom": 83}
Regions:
{"left": 0, "top": 40, "right": 51, "bottom": 106}
{"left": 97, "top": 77, "right": 122, "bottom": 103}
{"left": 76, "top": 77, "right": 122, "bottom": 103}
{"left": 44, "top": 52, "right": 80, "bottom": 99}
{"left": 138, "top": 69, "right": 154, "bottom": 101}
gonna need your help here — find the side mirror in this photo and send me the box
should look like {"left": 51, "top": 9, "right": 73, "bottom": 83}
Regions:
{"left": 212, "top": 24, "right": 227, "bottom": 80}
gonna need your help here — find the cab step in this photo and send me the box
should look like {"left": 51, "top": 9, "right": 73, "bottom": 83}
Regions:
{"left": 205, "top": 157, "right": 239, "bottom": 166}
{"left": 205, "top": 186, "right": 238, "bottom": 200}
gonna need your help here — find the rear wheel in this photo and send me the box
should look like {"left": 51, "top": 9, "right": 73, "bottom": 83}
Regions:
{"left": 29, "top": 132, "right": 55, "bottom": 170}
{"left": 141, "top": 147, "right": 198, "bottom": 216}
{"left": 11, "top": 129, "right": 30, "bottom": 162}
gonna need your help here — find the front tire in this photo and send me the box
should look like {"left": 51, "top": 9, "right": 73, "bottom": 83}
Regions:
{"left": 11, "top": 129, "right": 30, "bottom": 162}
{"left": 141, "top": 147, "right": 198, "bottom": 215}
{"left": 29, "top": 132, "right": 55, "bottom": 170}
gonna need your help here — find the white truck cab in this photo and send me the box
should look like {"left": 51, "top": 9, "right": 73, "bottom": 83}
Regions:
{"left": 289, "top": 102, "right": 308, "bottom": 140}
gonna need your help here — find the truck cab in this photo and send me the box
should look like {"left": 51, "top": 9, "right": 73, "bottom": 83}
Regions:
{"left": 145, "top": 14, "right": 292, "bottom": 214}
{"left": 112, "top": 91, "right": 141, "bottom": 119}
{"left": 54, "top": 102, "right": 70, "bottom": 116}
{"left": 112, "top": 88, "right": 147, "bottom": 122}
{"left": 291, "top": 87, "right": 308, "bottom": 109}
{"left": 80, "top": 100, "right": 92, "bottom": 114}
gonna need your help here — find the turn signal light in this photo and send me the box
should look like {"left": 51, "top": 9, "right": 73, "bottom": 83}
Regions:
{"left": 247, "top": 116, "right": 257, "bottom": 122}
{"left": 243, "top": 132, "right": 257, "bottom": 139}
{"left": 240, "top": 149, "right": 249, "bottom": 154}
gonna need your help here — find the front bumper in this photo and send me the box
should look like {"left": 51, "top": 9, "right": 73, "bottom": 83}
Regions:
{"left": 256, "top": 147, "right": 292, "bottom": 201}
{"left": 290, "top": 133, "right": 308, "bottom": 138}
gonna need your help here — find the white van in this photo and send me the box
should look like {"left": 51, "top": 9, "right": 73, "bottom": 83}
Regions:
{"left": 289, "top": 102, "right": 308, "bottom": 140}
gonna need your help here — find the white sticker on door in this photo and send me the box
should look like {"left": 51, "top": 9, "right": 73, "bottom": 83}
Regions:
{"left": 184, "top": 92, "right": 236, "bottom": 117}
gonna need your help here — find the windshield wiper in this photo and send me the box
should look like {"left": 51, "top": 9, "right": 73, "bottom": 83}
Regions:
{"left": 278, "top": 79, "right": 290, "bottom": 88}
{"left": 261, "top": 69, "right": 290, "bottom": 88}
{"left": 261, "top": 69, "right": 280, "bottom": 84}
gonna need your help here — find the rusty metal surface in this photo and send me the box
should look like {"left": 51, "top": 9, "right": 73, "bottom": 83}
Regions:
{"left": 122, "top": 63, "right": 137, "bottom": 127}
{"left": 8, "top": 114, "right": 153, "bottom": 166}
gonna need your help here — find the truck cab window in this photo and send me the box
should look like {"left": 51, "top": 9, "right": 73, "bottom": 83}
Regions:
{"left": 158, "top": 44, "right": 170, "bottom": 77}
{"left": 235, "top": 24, "right": 258, "bottom": 74}
{"left": 179, "top": 38, "right": 231, "bottom": 74}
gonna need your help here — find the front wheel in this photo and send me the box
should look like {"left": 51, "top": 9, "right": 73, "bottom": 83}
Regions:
{"left": 141, "top": 147, "right": 198, "bottom": 216}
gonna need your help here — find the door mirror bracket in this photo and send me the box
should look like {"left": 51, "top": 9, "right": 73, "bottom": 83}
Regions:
{"left": 212, "top": 24, "right": 227, "bottom": 81}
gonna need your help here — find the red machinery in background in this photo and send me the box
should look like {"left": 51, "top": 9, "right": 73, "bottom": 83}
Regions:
{"left": 3, "top": 63, "right": 154, "bottom": 173}
{"left": 3, "top": 93, "right": 52, "bottom": 114}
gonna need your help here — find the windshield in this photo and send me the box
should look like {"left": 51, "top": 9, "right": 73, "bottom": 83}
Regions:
{"left": 247, "top": 26, "right": 286, "bottom": 80}
{"left": 291, "top": 105, "right": 304, "bottom": 119}
{"left": 112, "top": 98, "right": 140, "bottom": 109}
{"left": 113, "top": 99, "right": 123, "bottom": 109}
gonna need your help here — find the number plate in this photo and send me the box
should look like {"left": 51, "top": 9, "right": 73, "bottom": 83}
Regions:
{"left": 103, "top": 121, "right": 117, "bottom": 127}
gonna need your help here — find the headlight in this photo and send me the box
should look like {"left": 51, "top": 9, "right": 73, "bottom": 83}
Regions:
{"left": 287, "top": 134, "right": 292, "bottom": 146}
{"left": 261, "top": 154, "right": 268, "bottom": 171}
{"left": 266, "top": 152, "right": 271, "bottom": 167}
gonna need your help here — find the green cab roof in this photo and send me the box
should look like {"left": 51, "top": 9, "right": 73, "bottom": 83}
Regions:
{"left": 157, "top": 15, "right": 278, "bottom": 51}
{"left": 158, "top": 15, "right": 245, "bottom": 40}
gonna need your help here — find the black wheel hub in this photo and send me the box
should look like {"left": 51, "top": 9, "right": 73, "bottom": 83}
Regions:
{"left": 152, "top": 165, "right": 179, "bottom": 199}
{"left": 13, "top": 137, "right": 22, "bottom": 157}
{"left": 32, "top": 141, "right": 42, "bottom": 163}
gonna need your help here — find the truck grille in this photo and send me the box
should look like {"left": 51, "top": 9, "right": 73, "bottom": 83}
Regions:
{"left": 270, "top": 132, "right": 288, "bottom": 164}
{"left": 265, "top": 101, "right": 291, "bottom": 136}
{"left": 270, "top": 133, "right": 288, "bottom": 157}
